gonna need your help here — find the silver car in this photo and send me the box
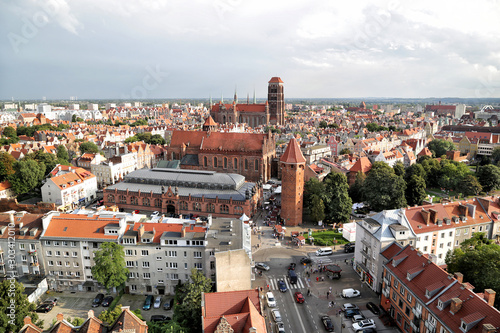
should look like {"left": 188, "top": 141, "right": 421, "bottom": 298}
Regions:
{"left": 272, "top": 309, "right": 282, "bottom": 322}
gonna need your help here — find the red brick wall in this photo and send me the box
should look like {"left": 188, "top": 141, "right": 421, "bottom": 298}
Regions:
{"left": 280, "top": 162, "right": 304, "bottom": 226}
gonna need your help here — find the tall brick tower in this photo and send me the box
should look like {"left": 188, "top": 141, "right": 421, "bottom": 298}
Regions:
{"left": 268, "top": 77, "right": 284, "bottom": 125}
{"left": 280, "top": 138, "right": 306, "bottom": 226}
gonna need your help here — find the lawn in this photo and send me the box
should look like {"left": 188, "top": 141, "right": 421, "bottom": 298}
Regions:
{"left": 304, "top": 230, "right": 349, "bottom": 246}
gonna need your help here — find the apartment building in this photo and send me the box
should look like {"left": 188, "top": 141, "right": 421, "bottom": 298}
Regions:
{"left": 91, "top": 152, "right": 137, "bottom": 188}
{"left": 380, "top": 244, "right": 500, "bottom": 333}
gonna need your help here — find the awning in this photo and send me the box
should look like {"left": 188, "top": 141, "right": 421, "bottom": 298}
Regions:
{"left": 239, "top": 213, "right": 250, "bottom": 221}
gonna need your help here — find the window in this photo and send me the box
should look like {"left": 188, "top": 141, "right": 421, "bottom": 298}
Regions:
{"left": 424, "top": 236, "right": 429, "bottom": 241}
{"left": 46, "top": 251, "right": 52, "bottom": 256}
{"left": 125, "top": 249, "right": 135, "bottom": 256}
{"left": 156, "top": 256, "right": 162, "bottom": 261}
{"left": 65, "top": 261, "right": 70, "bottom": 267}
{"left": 57, "top": 261, "right": 62, "bottom": 266}
{"left": 245, "top": 159, "right": 248, "bottom": 170}
{"left": 142, "top": 262, "right": 150, "bottom": 268}
{"left": 224, "top": 157, "right": 227, "bottom": 169}
{"left": 141, "top": 250, "right": 149, "bottom": 256}
{"left": 423, "top": 246, "right": 428, "bottom": 251}
{"left": 193, "top": 251, "right": 202, "bottom": 258}
{"left": 405, "top": 306, "right": 410, "bottom": 316}
{"left": 194, "top": 263, "right": 203, "bottom": 269}
{"left": 439, "top": 243, "right": 444, "bottom": 248}
{"left": 441, "top": 232, "right": 445, "bottom": 238}
{"left": 438, "top": 254, "right": 442, "bottom": 259}
{"left": 184, "top": 263, "right": 188, "bottom": 269}
{"left": 220, "top": 204, "right": 229, "bottom": 214}
{"left": 400, "top": 287, "right": 405, "bottom": 296}
{"left": 72, "top": 252, "right": 78, "bottom": 257}
{"left": 404, "top": 321, "right": 410, "bottom": 332}
{"left": 131, "top": 285, "right": 137, "bottom": 291}
{"left": 210, "top": 261, "right": 215, "bottom": 269}
{"left": 464, "top": 229, "right": 468, "bottom": 235}
{"left": 143, "top": 198, "right": 150, "bottom": 206}
{"left": 45, "top": 241, "right": 52, "bottom": 246}
{"left": 19, "top": 243, "right": 25, "bottom": 250}
{"left": 158, "top": 279, "right": 164, "bottom": 284}
{"left": 449, "top": 231, "right": 453, "bottom": 237}
{"left": 62, "top": 241, "right": 68, "bottom": 246}
{"left": 54, "top": 241, "right": 60, "bottom": 246}
{"left": 455, "top": 240, "right": 459, "bottom": 246}
{"left": 406, "top": 293, "right": 412, "bottom": 302}
{"left": 193, "top": 202, "right": 201, "bottom": 211}
{"left": 213, "top": 157, "right": 218, "bottom": 167}
{"left": 64, "top": 252, "right": 70, "bottom": 257}
{"left": 207, "top": 203, "right": 215, "bottom": 212}
{"left": 157, "top": 267, "right": 163, "bottom": 272}
{"left": 169, "top": 262, "right": 178, "bottom": 269}
{"left": 180, "top": 201, "right": 188, "bottom": 210}
{"left": 75, "top": 272, "right": 80, "bottom": 277}
{"left": 397, "top": 313, "right": 402, "bottom": 324}
{"left": 394, "top": 279, "right": 399, "bottom": 289}
{"left": 70, "top": 241, "right": 76, "bottom": 247}
{"left": 126, "top": 261, "right": 135, "bottom": 267}
{"left": 432, "top": 239, "right": 436, "bottom": 246}
{"left": 479, "top": 226, "right": 483, "bottom": 232}
{"left": 204, "top": 156, "right": 208, "bottom": 167}
{"left": 233, "top": 158, "right": 237, "bottom": 169}
{"left": 48, "top": 260, "right": 54, "bottom": 266}
{"left": 73, "top": 262, "right": 79, "bottom": 267}
{"left": 171, "top": 273, "right": 178, "bottom": 280}
{"left": 255, "top": 159, "right": 259, "bottom": 171}
{"left": 154, "top": 199, "right": 161, "bottom": 207}
{"left": 55, "top": 251, "right": 61, "bottom": 256}
{"left": 456, "top": 229, "right": 460, "bottom": 236}
{"left": 143, "top": 273, "right": 151, "bottom": 279}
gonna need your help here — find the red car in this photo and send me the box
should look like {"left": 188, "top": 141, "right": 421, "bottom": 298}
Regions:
{"left": 294, "top": 292, "right": 305, "bottom": 303}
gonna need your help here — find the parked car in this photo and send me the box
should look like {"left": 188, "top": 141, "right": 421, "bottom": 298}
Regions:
{"left": 315, "top": 247, "right": 333, "bottom": 256}
{"left": 351, "top": 314, "right": 366, "bottom": 323}
{"left": 278, "top": 280, "right": 287, "bottom": 293}
{"left": 274, "top": 321, "right": 286, "bottom": 333}
{"left": 271, "top": 309, "right": 282, "bottom": 322}
{"left": 288, "top": 263, "right": 296, "bottom": 270}
{"left": 366, "top": 302, "right": 380, "bottom": 315}
{"left": 344, "top": 309, "right": 362, "bottom": 318}
{"left": 143, "top": 295, "right": 154, "bottom": 310}
{"left": 164, "top": 298, "right": 174, "bottom": 310}
{"left": 151, "top": 211, "right": 160, "bottom": 217}
{"left": 342, "top": 288, "right": 361, "bottom": 298}
{"left": 345, "top": 244, "right": 355, "bottom": 253}
{"left": 266, "top": 292, "right": 276, "bottom": 307}
{"left": 101, "top": 296, "right": 114, "bottom": 307}
{"left": 255, "top": 262, "right": 270, "bottom": 271}
{"left": 44, "top": 298, "right": 58, "bottom": 306}
{"left": 359, "top": 329, "right": 376, "bottom": 333}
{"left": 154, "top": 296, "right": 162, "bottom": 309}
{"left": 150, "top": 315, "right": 170, "bottom": 323}
{"left": 92, "top": 293, "right": 104, "bottom": 307}
{"left": 294, "top": 292, "right": 305, "bottom": 304}
{"left": 134, "top": 210, "right": 140, "bottom": 214}
{"left": 36, "top": 302, "right": 54, "bottom": 313}
{"left": 300, "top": 257, "right": 312, "bottom": 264}
{"left": 352, "top": 319, "right": 376, "bottom": 332}
{"left": 321, "top": 315, "right": 334, "bottom": 332}
{"left": 341, "top": 303, "right": 359, "bottom": 312}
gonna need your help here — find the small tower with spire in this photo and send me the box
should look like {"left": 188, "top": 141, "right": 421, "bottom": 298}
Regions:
{"left": 280, "top": 138, "right": 306, "bottom": 226}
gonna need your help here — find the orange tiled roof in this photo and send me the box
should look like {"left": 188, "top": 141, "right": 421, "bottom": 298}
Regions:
{"left": 268, "top": 77, "right": 284, "bottom": 83}
{"left": 280, "top": 138, "right": 306, "bottom": 163}
{"left": 42, "top": 214, "right": 122, "bottom": 240}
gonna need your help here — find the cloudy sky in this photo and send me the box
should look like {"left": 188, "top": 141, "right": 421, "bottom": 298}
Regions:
{"left": 1, "top": 0, "right": 500, "bottom": 100}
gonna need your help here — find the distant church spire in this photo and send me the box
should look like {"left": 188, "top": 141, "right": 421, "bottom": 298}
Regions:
{"left": 209, "top": 94, "right": 212, "bottom": 107}
{"left": 247, "top": 93, "right": 249, "bottom": 104}
{"left": 221, "top": 92, "right": 224, "bottom": 103}
{"left": 253, "top": 88, "right": 256, "bottom": 104}
{"left": 234, "top": 86, "right": 238, "bottom": 103}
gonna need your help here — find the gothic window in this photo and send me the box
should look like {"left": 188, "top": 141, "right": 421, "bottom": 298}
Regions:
{"left": 180, "top": 201, "right": 188, "bottom": 210}
{"left": 143, "top": 198, "right": 150, "bottom": 206}
{"left": 107, "top": 194, "right": 114, "bottom": 202}
{"left": 233, "top": 158, "right": 238, "bottom": 169}
{"left": 234, "top": 206, "right": 243, "bottom": 214}
{"left": 213, "top": 157, "right": 218, "bottom": 167}
{"left": 193, "top": 202, "right": 201, "bottom": 211}
{"left": 119, "top": 195, "right": 127, "bottom": 204}
{"left": 204, "top": 156, "right": 207, "bottom": 167}
{"left": 154, "top": 199, "right": 161, "bottom": 207}
{"left": 220, "top": 204, "right": 229, "bottom": 214}
{"left": 207, "top": 203, "right": 215, "bottom": 212}
{"left": 245, "top": 159, "right": 248, "bottom": 170}
{"left": 255, "top": 159, "right": 259, "bottom": 171}
{"left": 224, "top": 157, "right": 227, "bottom": 169}
{"left": 131, "top": 197, "right": 138, "bottom": 205}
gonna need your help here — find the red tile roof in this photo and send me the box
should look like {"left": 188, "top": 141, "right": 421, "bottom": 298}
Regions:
{"left": 42, "top": 214, "right": 121, "bottom": 240}
{"left": 280, "top": 138, "right": 306, "bottom": 163}
{"left": 268, "top": 77, "right": 284, "bottom": 83}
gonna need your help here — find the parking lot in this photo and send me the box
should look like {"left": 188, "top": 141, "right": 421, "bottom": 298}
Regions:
{"left": 36, "top": 292, "right": 174, "bottom": 329}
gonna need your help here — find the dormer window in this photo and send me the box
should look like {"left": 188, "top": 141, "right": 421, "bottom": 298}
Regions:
{"left": 437, "top": 300, "right": 443, "bottom": 310}
{"left": 461, "top": 321, "right": 467, "bottom": 331}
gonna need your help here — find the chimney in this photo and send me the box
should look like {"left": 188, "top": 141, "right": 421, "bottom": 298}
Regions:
{"left": 478, "top": 198, "right": 491, "bottom": 213}
{"left": 466, "top": 203, "right": 476, "bottom": 218}
{"left": 421, "top": 209, "right": 431, "bottom": 226}
{"left": 9, "top": 212, "right": 14, "bottom": 225}
{"left": 459, "top": 204, "right": 469, "bottom": 218}
{"left": 23, "top": 316, "right": 32, "bottom": 325}
{"left": 181, "top": 226, "right": 186, "bottom": 238}
{"left": 249, "top": 328, "right": 257, "bottom": 333}
{"left": 429, "top": 208, "right": 438, "bottom": 224}
{"left": 454, "top": 272, "right": 464, "bottom": 283}
{"left": 56, "top": 313, "right": 64, "bottom": 322}
{"left": 138, "top": 224, "right": 145, "bottom": 239}
{"left": 482, "top": 324, "right": 496, "bottom": 333}
{"left": 450, "top": 298, "right": 463, "bottom": 314}
{"left": 484, "top": 289, "right": 496, "bottom": 307}
{"left": 87, "top": 310, "right": 94, "bottom": 319}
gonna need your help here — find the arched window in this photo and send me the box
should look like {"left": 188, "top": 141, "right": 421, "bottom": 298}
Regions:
{"left": 143, "top": 198, "right": 150, "bottom": 206}
{"left": 119, "top": 195, "right": 127, "bottom": 204}
{"left": 234, "top": 206, "right": 243, "bottom": 214}
{"left": 204, "top": 156, "right": 208, "bottom": 167}
{"left": 107, "top": 194, "right": 114, "bottom": 202}
{"left": 233, "top": 158, "right": 238, "bottom": 169}
{"left": 213, "top": 157, "right": 218, "bottom": 168}
{"left": 154, "top": 199, "right": 161, "bottom": 207}
{"left": 131, "top": 197, "right": 138, "bottom": 205}
{"left": 224, "top": 157, "right": 227, "bottom": 169}
{"left": 193, "top": 202, "right": 201, "bottom": 211}
{"left": 245, "top": 159, "right": 248, "bottom": 170}
{"left": 220, "top": 204, "right": 229, "bottom": 214}
{"left": 180, "top": 201, "right": 188, "bottom": 210}
{"left": 255, "top": 159, "right": 259, "bottom": 171}
{"left": 207, "top": 203, "right": 215, "bottom": 212}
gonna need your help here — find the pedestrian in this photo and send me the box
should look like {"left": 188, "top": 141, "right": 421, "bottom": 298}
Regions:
{"left": 327, "top": 291, "right": 329, "bottom": 299}
{"left": 322, "top": 276, "right": 325, "bottom": 282}
{"left": 329, "top": 286, "right": 332, "bottom": 292}
{"left": 267, "top": 284, "right": 269, "bottom": 290}
{"left": 316, "top": 276, "right": 319, "bottom": 282}
{"left": 328, "top": 301, "right": 332, "bottom": 308}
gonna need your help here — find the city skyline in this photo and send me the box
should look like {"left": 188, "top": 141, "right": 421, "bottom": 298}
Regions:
{"left": 1, "top": 0, "right": 499, "bottom": 100}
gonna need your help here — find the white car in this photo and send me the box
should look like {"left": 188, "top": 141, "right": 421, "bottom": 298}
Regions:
{"left": 266, "top": 292, "right": 276, "bottom": 307}
{"left": 255, "top": 263, "right": 270, "bottom": 271}
{"left": 271, "top": 309, "right": 282, "bottom": 322}
{"left": 153, "top": 296, "right": 162, "bottom": 309}
{"left": 342, "top": 288, "right": 361, "bottom": 298}
{"left": 352, "top": 319, "right": 376, "bottom": 332}
{"left": 151, "top": 211, "right": 160, "bottom": 217}
{"left": 351, "top": 314, "right": 366, "bottom": 323}
{"left": 274, "top": 321, "right": 285, "bottom": 333}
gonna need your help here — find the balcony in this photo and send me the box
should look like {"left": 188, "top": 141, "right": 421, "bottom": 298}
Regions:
{"left": 424, "top": 320, "right": 436, "bottom": 333}
{"left": 382, "top": 288, "right": 390, "bottom": 298}
{"left": 412, "top": 307, "right": 422, "bottom": 318}
{"left": 410, "top": 321, "right": 420, "bottom": 332}
{"left": 383, "top": 277, "right": 391, "bottom": 287}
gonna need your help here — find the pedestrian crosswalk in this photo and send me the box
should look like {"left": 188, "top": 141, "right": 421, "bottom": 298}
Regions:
{"left": 268, "top": 275, "right": 309, "bottom": 291}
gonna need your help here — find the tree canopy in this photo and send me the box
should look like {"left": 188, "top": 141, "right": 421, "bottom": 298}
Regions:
{"left": 56, "top": 145, "right": 70, "bottom": 162}
{"left": 477, "top": 164, "right": 500, "bottom": 192}
{"left": 91, "top": 242, "right": 129, "bottom": 291}
{"left": 79, "top": 141, "right": 100, "bottom": 154}
{"left": 323, "top": 172, "right": 352, "bottom": 224}
{"left": 0, "top": 152, "right": 15, "bottom": 182}
{"left": 2, "top": 126, "right": 17, "bottom": 137}
{"left": 8, "top": 159, "right": 45, "bottom": 194}
{"left": 363, "top": 162, "right": 407, "bottom": 211}
{"left": 0, "top": 279, "right": 42, "bottom": 332}
{"left": 405, "top": 175, "right": 427, "bottom": 206}
{"left": 427, "top": 139, "right": 455, "bottom": 157}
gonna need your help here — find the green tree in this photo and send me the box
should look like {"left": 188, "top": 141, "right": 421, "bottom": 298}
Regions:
{"left": 71, "top": 114, "right": 77, "bottom": 122}
{"left": 339, "top": 148, "right": 351, "bottom": 155}
{"left": 309, "top": 195, "right": 325, "bottom": 223}
{"left": 125, "top": 135, "right": 139, "bottom": 143}
{"left": 319, "top": 120, "right": 328, "bottom": 128}
{"left": 406, "top": 175, "right": 427, "bottom": 206}
{"left": 405, "top": 163, "right": 426, "bottom": 182}
{"left": 26, "top": 150, "right": 58, "bottom": 176}
{"left": 56, "top": 145, "right": 70, "bottom": 162}
{"left": 98, "top": 303, "right": 123, "bottom": 325}
{"left": 2, "top": 126, "right": 17, "bottom": 137}
{"left": 149, "top": 134, "right": 166, "bottom": 145}
{"left": 445, "top": 237, "right": 500, "bottom": 309}
{"left": 419, "top": 157, "right": 442, "bottom": 188}
{"left": 176, "top": 269, "right": 213, "bottom": 332}
{"left": 349, "top": 171, "right": 366, "bottom": 203}
{"left": 365, "top": 123, "right": 380, "bottom": 132}
{"left": 303, "top": 178, "right": 325, "bottom": 215}
{"left": 0, "top": 152, "right": 16, "bottom": 181}
{"left": 0, "top": 279, "right": 42, "bottom": 332}
{"left": 79, "top": 141, "right": 99, "bottom": 154}
{"left": 148, "top": 321, "right": 187, "bottom": 333}
{"left": 66, "top": 317, "right": 85, "bottom": 326}
{"left": 91, "top": 242, "right": 129, "bottom": 291}
{"left": 363, "top": 162, "right": 407, "bottom": 211}
{"left": 456, "top": 174, "right": 482, "bottom": 196}
{"left": 492, "top": 146, "right": 500, "bottom": 164}
{"left": 477, "top": 164, "right": 500, "bottom": 192}
{"left": 393, "top": 161, "right": 405, "bottom": 178}
{"left": 323, "top": 172, "right": 352, "bottom": 224}
{"left": 427, "top": 139, "right": 455, "bottom": 157}
{"left": 8, "top": 159, "right": 45, "bottom": 194}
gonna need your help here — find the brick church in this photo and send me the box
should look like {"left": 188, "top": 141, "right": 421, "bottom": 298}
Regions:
{"left": 166, "top": 117, "right": 276, "bottom": 182}
{"left": 210, "top": 77, "right": 285, "bottom": 127}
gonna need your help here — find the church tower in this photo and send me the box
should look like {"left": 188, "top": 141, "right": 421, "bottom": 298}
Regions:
{"left": 280, "top": 138, "right": 305, "bottom": 226}
{"left": 268, "top": 77, "right": 284, "bottom": 125}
